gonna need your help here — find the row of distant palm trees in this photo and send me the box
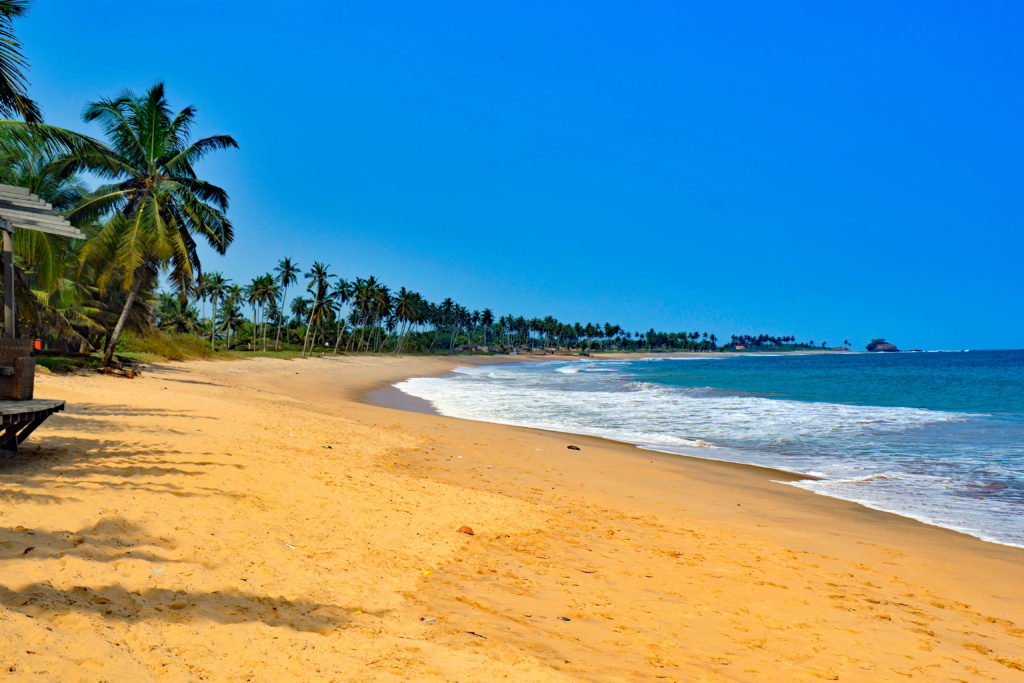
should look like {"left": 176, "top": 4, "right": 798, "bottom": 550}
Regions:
{"left": 154, "top": 259, "right": 780, "bottom": 355}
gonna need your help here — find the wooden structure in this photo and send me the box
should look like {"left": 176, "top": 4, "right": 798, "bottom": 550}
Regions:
{"left": 0, "top": 183, "right": 83, "bottom": 453}
{"left": 0, "top": 399, "right": 64, "bottom": 452}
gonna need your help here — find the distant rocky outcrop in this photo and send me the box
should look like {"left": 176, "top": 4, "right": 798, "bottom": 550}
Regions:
{"left": 866, "top": 338, "right": 899, "bottom": 352}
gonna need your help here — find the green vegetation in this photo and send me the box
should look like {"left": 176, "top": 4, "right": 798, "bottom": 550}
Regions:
{"left": 116, "top": 330, "right": 217, "bottom": 362}
{"left": 0, "top": 3, "right": 832, "bottom": 363}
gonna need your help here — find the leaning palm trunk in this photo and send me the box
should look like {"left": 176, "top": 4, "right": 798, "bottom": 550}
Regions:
{"left": 251, "top": 305, "right": 258, "bottom": 350}
{"left": 333, "top": 320, "right": 347, "bottom": 354}
{"left": 102, "top": 265, "right": 147, "bottom": 365}
{"left": 345, "top": 319, "right": 357, "bottom": 352}
{"left": 372, "top": 316, "right": 383, "bottom": 351}
{"left": 356, "top": 312, "right": 370, "bottom": 352}
{"left": 429, "top": 324, "right": 442, "bottom": 353}
{"left": 345, "top": 320, "right": 357, "bottom": 352}
{"left": 274, "top": 284, "right": 288, "bottom": 350}
{"left": 395, "top": 320, "right": 410, "bottom": 354}
{"left": 209, "top": 294, "right": 219, "bottom": 350}
{"left": 301, "top": 305, "right": 316, "bottom": 357}
{"left": 262, "top": 309, "right": 268, "bottom": 351}
{"left": 375, "top": 318, "right": 390, "bottom": 352}
{"left": 400, "top": 322, "right": 413, "bottom": 353}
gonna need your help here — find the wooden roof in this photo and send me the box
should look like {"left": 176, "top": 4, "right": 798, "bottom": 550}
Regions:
{"left": 0, "top": 183, "right": 85, "bottom": 239}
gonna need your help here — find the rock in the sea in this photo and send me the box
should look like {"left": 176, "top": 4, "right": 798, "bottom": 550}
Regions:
{"left": 866, "top": 338, "right": 899, "bottom": 352}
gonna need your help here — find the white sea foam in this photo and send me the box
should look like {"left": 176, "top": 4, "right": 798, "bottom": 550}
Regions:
{"left": 396, "top": 373, "right": 962, "bottom": 455}
{"left": 393, "top": 359, "right": 1023, "bottom": 548}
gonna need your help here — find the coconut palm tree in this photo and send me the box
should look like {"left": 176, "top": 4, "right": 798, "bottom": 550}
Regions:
{"left": 330, "top": 277, "right": 351, "bottom": 354}
{"left": 155, "top": 292, "right": 200, "bottom": 334}
{"left": 244, "top": 275, "right": 269, "bottom": 350}
{"left": 218, "top": 295, "right": 244, "bottom": 351}
{"left": 0, "top": 1, "right": 38, "bottom": 123}
{"left": 0, "top": 3, "right": 111, "bottom": 174}
{"left": 480, "top": 308, "right": 494, "bottom": 346}
{"left": 301, "top": 261, "right": 333, "bottom": 357}
{"left": 194, "top": 272, "right": 209, "bottom": 321}
{"left": 68, "top": 83, "right": 238, "bottom": 364}
{"left": 273, "top": 256, "right": 298, "bottom": 350}
{"left": 392, "top": 287, "right": 419, "bottom": 353}
{"left": 257, "top": 276, "right": 280, "bottom": 351}
{"left": 204, "top": 272, "right": 227, "bottom": 350}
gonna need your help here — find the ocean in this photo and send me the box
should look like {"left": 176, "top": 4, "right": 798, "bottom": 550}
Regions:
{"left": 393, "top": 350, "right": 1024, "bottom": 548}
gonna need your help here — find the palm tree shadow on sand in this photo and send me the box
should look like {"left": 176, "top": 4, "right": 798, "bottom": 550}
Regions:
{"left": 0, "top": 408, "right": 362, "bottom": 633}
{"left": 0, "top": 516, "right": 360, "bottom": 633}
{"left": 0, "top": 582, "right": 362, "bottom": 633}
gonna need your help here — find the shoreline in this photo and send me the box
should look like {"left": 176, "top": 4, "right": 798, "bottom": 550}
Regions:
{"left": 1, "top": 355, "right": 1021, "bottom": 680}
{"left": 366, "top": 358, "right": 817, "bottom": 487}
{"left": 367, "top": 353, "right": 1024, "bottom": 550}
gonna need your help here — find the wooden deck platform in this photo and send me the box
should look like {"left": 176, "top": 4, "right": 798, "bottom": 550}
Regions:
{"left": 0, "top": 399, "right": 65, "bottom": 453}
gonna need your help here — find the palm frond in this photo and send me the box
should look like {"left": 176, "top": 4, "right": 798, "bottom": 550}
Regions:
{"left": 162, "top": 134, "right": 238, "bottom": 177}
{"left": 0, "top": 0, "right": 38, "bottom": 122}
{"left": 0, "top": 120, "right": 110, "bottom": 160}
{"left": 164, "top": 175, "right": 230, "bottom": 211}
{"left": 66, "top": 186, "right": 131, "bottom": 225}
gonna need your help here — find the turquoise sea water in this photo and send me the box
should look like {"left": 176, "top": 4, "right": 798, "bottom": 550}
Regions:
{"left": 395, "top": 350, "right": 1024, "bottom": 547}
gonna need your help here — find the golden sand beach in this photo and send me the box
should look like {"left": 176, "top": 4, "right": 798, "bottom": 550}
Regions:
{"left": 0, "top": 355, "right": 1021, "bottom": 681}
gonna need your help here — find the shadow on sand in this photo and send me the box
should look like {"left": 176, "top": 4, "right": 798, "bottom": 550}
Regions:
{"left": 0, "top": 403, "right": 353, "bottom": 633}
{"left": 0, "top": 582, "right": 359, "bottom": 633}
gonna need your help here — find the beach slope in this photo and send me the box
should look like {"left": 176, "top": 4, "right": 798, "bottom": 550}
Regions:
{"left": 0, "top": 356, "right": 1021, "bottom": 681}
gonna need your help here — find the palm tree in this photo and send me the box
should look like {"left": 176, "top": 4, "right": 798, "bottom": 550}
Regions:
{"left": 371, "top": 283, "right": 392, "bottom": 351}
{"left": 218, "top": 293, "right": 244, "bottom": 351}
{"left": 0, "top": 0, "right": 110, "bottom": 172}
{"left": 0, "top": 1, "right": 38, "bottom": 123}
{"left": 243, "top": 275, "right": 268, "bottom": 350}
{"left": 480, "top": 308, "right": 494, "bottom": 346}
{"left": 203, "top": 272, "right": 227, "bottom": 350}
{"left": 69, "top": 83, "right": 238, "bottom": 364}
{"left": 0, "top": 0, "right": 124, "bottom": 190}
{"left": 392, "top": 287, "right": 417, "bottom": 354}
{"left": 155, "top": 292, "right": 200, "bottom": 334}
{"left": 273, "top": 256, "right": 298, "bottom": 350}
{"left": 194, "top": 272, "right": 208, "bottom": 321}
{"left": 290, "top": 296, "right": 310, "bottom": 321}
{"left": 330, "top": 277, "right": 351, "bottom": 354}
{"left": 257, "top": 276, "right": 280, "bottom": 351}
{"left": 301, "top": 261, "right": 333, "bottom": 357}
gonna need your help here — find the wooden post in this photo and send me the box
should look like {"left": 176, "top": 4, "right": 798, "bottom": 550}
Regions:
{"left": 2, "top": 224, "right": 13, "bottom": 339}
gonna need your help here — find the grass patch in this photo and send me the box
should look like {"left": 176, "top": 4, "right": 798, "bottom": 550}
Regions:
{"left": 118, "top": 330, "right": 217, "bottom": 361}
{"left": 35, "top": 355, "right": 102, "bottom": 373}
{"left": 116, "top": 330, "right": 307, "bottom": 362}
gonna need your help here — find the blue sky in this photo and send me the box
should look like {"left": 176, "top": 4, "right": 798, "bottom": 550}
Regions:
{"left": 17, "top": 1, "right": 1024, "bottom": 349}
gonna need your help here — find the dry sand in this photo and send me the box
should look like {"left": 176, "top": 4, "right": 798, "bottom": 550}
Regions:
{"left": 0, "top": 354, "right": 1021, "bottom": 681}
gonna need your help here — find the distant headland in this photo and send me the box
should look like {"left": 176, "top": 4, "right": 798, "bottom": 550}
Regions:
{"left": 867, "top": 338, "right": 899, "bottom": 352}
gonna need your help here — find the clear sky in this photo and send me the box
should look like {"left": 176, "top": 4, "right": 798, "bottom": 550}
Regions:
{"left": 16, "top": 1, "right": 1024, "bottom": 350}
